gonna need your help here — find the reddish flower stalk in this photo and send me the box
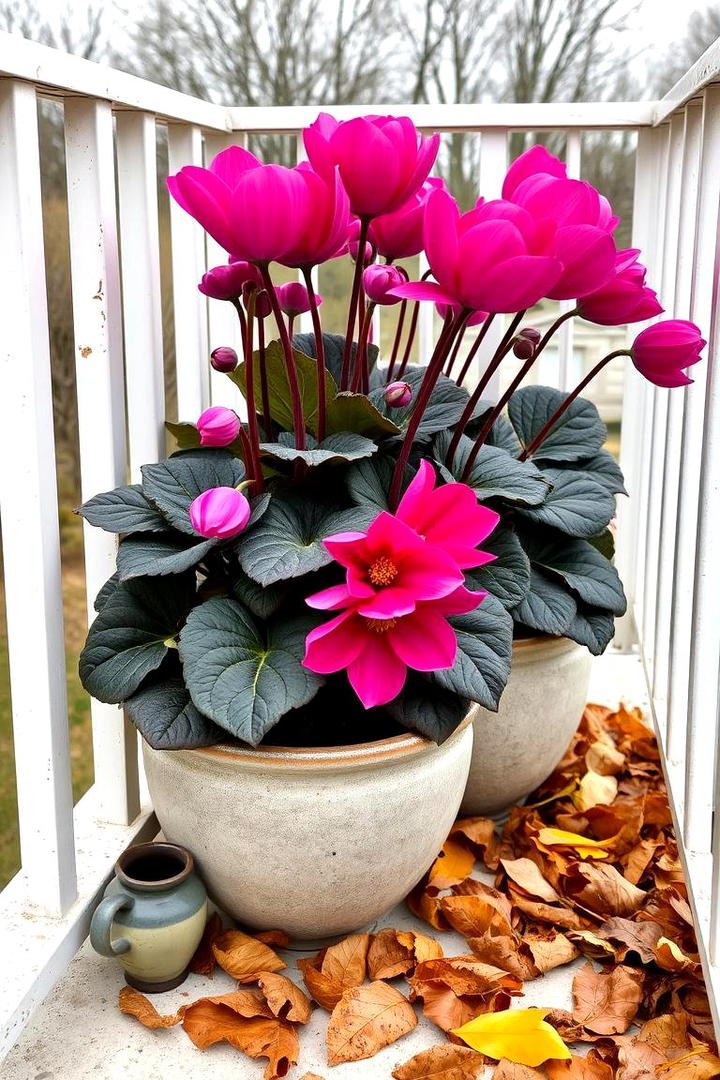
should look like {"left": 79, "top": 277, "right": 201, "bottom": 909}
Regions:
{"left": 445, "top": 311, "right": 525, "bottom": 469}
{"left": 341, "top": 216, "right": 370, "bottom": 390}
{"left": 519, "top": 349, "right": 629, "bottom": 461}
{"left": 231, "top": 297, "right": 264, "bottom": 494}
{"left": 256, "top": 317, "right": 272, "bottom": 440}
{"left": 260, "top": 265, "right": 306, "bottom": 450}
{"left": 444, "top": 322, "right": 469, "bottom": 379}
{"left": 389, "top": 310, "right": 468, "bottom": 509}
{"left": 455, "top": 315, "right": 496, "bottom": 387}
{"left": 352, "top": 301, "right": 377, "bottom": 393}
{"left": 385, "top": 299, "right": 408, "bottom": 383}
{"left": 460, "top": 307, "right": 580, "bottom": 476}
{"left": 302, "top": 266, "right": 327, "bottom": 441}
{"left": 395, "top": 300, "right": 421, "bottom": 379}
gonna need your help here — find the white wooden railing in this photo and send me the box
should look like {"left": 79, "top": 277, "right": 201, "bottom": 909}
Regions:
{"left": 0, "top": 27, "right": 719, "bottom": 1057}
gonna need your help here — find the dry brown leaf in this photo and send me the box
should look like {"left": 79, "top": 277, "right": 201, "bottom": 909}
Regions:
{"left": 510, "top": 893, "right": 588, "bottom": 931}
{"left": 464, "top": 933, "right": 538, "bottom": 980}
{"left": 586, "top": 739, "right": 625, "bottom": 776}
{"left": 544, "top": 1008, "right": 604, "bottom": 1044}
{"left": 501, "top": 857, "right": 561, "bottom": 902}
{"left": 597, "top": 916, "right": 663, "bottom": 963}
{"left": 255, "top": 929, "right": 291, "bottom": 948}
{"left": 189, "top": 910, "right": 223, "bottom": 976}
{"left": 257, "top": 972, "right": 313, "bottom": 1023}
{"left": 392, "top": 1043, "right": 485, "bottom": 1079}
{"left": 299, "top": 932, "right": 369, "bottom": 1010}
{"left": 326, "top": 980, "right": 417, "bottom": 1064}
{"left": 212, "top": 929, "right": 285, "bottom": 982}
{"left": 367, "top": 928, "right": 442, "bottom": 980}
{"left": 545, "top": 1050, "right": 614, "bottom": 1080}
{"left": 524, "top": 927, "right": 579, "bottom": 973}
{"left": 451, "top": 817, "right": 499, "bottom": 870}
{"left": 654, "top": 937, "right": 699, "bottom": 974}
{"left": 409, "top": 956, "right": 522, "bottom": 1032}
{"left": 407, "top": 877, "right": 451, "bottom": 929}
{"left": 453, "top": 879, "right": 514, "bottom": 920}
{"left": 298, "top": 1074, "right": 326, "bottom": 1080}
{"left": 567, "top": 929, "right": 618, "bottom": 961}
{"left": 572, "top": 961, "right": 644, "bottom": 1035}
{"left": 493, "top": 1061, "right": 545, "bottom": 1080}
{"left": 616, "top": 1033, "right": 665, "bottom": 1080}
{"left": 439, "top": 894, "right": 514, "bottom": 939}
{"left": 428, "top": 837, "right": 476, "bottom": 893}
{"left": 623, "top": 838, "right": 663, "bottom": 885}
{"left": 656, "top": 1050, "right": 720, "bottom": 1080}
{"left": 635, "top": 1012, "right": 692, "bottom": 1057}
{"left": 118, "top": 986, "right": 180, "bottom": 1028}
{"left": 573, "top": 771, "right": 619, "bottom": 812}
{"left": 179, "top": 989, "right": 273, "bottom": 1022}
{"left": 180, "top": 995, "right": 298, "bottom": 1078}
{"left": 561, "top": 862, "right": 646, "bottom": 918}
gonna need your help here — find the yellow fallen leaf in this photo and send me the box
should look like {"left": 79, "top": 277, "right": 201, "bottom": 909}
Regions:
{"left": 537, "top": 828, "right": 611, "bottom": 860}
{"left": 452, "top": 1007, "right": 572, "bottom": 1067}
{"left": 525, "top": 779, "right": 579, "bottom": 809}
{"left": 654, "top": 936, "right": 695, "bottom": 972}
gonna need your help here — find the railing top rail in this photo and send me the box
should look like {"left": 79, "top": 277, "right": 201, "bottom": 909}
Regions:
{"left": 655, "top": 36, "right": 720, "bottom": 125}
{"left": 0, "top": 31, "right": 229, "bottom": 130}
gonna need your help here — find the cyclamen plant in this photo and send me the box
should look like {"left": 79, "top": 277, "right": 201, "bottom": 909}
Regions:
{"left": 78, "top": 114, "right": 705, "bottom": 752}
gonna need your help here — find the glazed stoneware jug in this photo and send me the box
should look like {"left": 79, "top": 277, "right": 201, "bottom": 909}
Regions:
{"left": 90, "top": 841, "right": 207, "bottom": 992}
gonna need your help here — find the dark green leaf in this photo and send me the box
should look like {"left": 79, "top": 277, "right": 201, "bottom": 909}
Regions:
{"left": 566, "top": 606, "right": 616, "bottom": 655}
{"left": 232, "top": 573, "right": 287, "bottom": 620}
{"left": 77, "top": 484, "right": 168, "bottom": 534}
{"left": 259, "top": 431, "right": 378, "bottom": 466}
{"left": 589, "top": 527, "right": 615, "bottom": 560}
{"left": 79, "top": 574, "right": 196, "bottom": 704}
{"left": 116, "top": 534, "right": 218, "bottom": 580}
{"left": 511, "top": 568, "right": 577, "bottom": 637}
{"left": 125, "top": 676, "right": 222, "bottom": 749}
{"left": 141, "top": 450, "right": 245, "bottom": 535}
{"left": 324, "top": 391, "right": 401, "bottom": 438}
{"left": 345, "top": 454, "right": 407, "bottom": 513}
{"left": 179, "top": 596, "right": 323, "bottom": 745}
{"left": 369, "top": 367, "right": 470, "bottom": 441}
{"left": 94, "top": 573, "right": 120, "bottom": 612}
{"left": 230, "top": 340, "right": 336, "bottom": 439}
{"left": 519, "top": 468, "right": 615, "bottom": 538}
{"left": 430, "top": 594, "right": 513, "bottom": 710}
{"left": 465, "top": 527, "right": 532, "bottom": 610}
{"left": 434, "top": 430, "right": 550, "bottom": 507}
{"left": 562, "top": 448, "right": 627, "bottom": 496}
{"left": 165, "top": 420, "right": 200, "bottom": 451}
{"left": 386, "top": 673, "right": 470, "bottom": 744}
{"left": 235, "top": 496, "right": 359, "bottom": 586}
{"left": 508, "top": 385, "right": 607, "bottom": 462}
{"left": 484, "top": 413, "right": 522, "bottom": 455}
{"left": 521, "top": 530, "right": 626, "bottom": 615}
{"left": 291, "top": 331, "right": 378, "bottom": 385}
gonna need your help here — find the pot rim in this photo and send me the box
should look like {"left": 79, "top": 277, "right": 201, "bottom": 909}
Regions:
{"left": 167, "top": 710, "right": 472, "bottom": 770}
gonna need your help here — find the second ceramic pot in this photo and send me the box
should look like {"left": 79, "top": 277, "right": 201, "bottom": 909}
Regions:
{"left": 143, "top": 715, "right": 472, "bottom": 939}
{"left": 461, "top": 635, "right": 592, "bottom": 818}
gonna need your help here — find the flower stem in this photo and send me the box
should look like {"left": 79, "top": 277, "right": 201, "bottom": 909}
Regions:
{"left": 455, "top": 315, "right": 495, "bottom": 387}
{"left": 386, "top": 299, "right": 407, "bottom": 383}
{"left": 352, "top": 301, "right": 377, "bottom": 393}
{"left": 444, "top": 322, "right": 469, "bottom": 378}
{"left": 395, "top": 301, "right": 421, "bottom": 379}
{"left": 518, "top": 349, "right": 630, "bottom": 461}
{"left": 341, "top": 216, "right": 370, "bottom": 390}
{"left": 388, "top": 310, "right": 468, "bottom": 509}
{"left": 231, "top": 297, "right": 264, "bottom": 494}
{"left": 260, "top": 265, "right": 306, "bottom": 450}
{"left": 257, "top": 316, "right": 272, "bottom": 440}
{"left": 302, "top": 266, "right": 327, "bottom": 441}
{"left": 445, "top": 311, "right": 524, "bottom": 469}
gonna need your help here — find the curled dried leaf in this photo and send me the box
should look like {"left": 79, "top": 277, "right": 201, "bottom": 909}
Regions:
{"left": 597, "top": 916, "right": 662, "bottom": 963}
{"left": 585, "top": 739, "right": 625, "bottom": 776}
{"left": 428, "top": 837, "right": 476, "bottom": 893}
{"left": 561, "top": 862, "right": 646, "bottom": 918}
{"left": 500, "top": 857, "right": 561, "bottom": 903}
{"left": 257, "top": 972, "right": 313, "bottom": 1023}
{"left": 299, "top": 932, "right": 369, "bottom": 1010}
{"left": 392, "top": 1043, "right": 485, "bottom": 1079}
{"left": 409, "top": 957, "right": 522, "bottom": 1032}
{"left": 189, "top": 910, "right": 223, "bottom": 976}
{"left": 255, "top": 929, "right": 292, "bottom": 948}
{"left": 212, "top": 929, "right": 285, "bottom": 982}
{"left": 571, "top": 961, "right": 644, "bottom": 1035}
{"left": 523, "top": 927, "right": 579, "bottom": 974}
{"left": 544, "top": 1049, "right": 614, "bottom": 1080}
{"left": 326, "top": 980, "right": 417, "bottom": 1064}
{"left": 450, "top": 817, "right": 499, "bottom": 870}
{"left": 453, "top": 1007, "right": 572, "bottom": 1067}
{"left": 367, "top": 927, "right": 442, "bottom": 980}
{"left": 493, "top": 1061, "right": 546, "bottom": 1080}
{"left": 118, "top": 986, "right": 180, "bottom": 1028}
{"left": 439, "top": 894, "right": 514, "bottom": 939}
{"left": 180, "top": 995, "right": 298, "bottom": 1078}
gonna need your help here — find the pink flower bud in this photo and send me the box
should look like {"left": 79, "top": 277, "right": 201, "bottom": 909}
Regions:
{"left": 242, "top": 283, "right": 272, "bottom": 319}
{"left": 519, "top": 327, "right": 542, "bottom": 344}
{"left": 362, "top": 264, "right": 405, "bottom": 306}
{"left": 189, "top": 487, "right": 251, "bottom": 539}
{"left": 199, "top": 261, "right": 261, "bottom": 301}
{"left": 631, "top": 319, "right": 705, "bottom": 388}
{"left": 210, "top": 346, "right": 239, "bottom": 373}
{"left": 384, "top": 381, "right": 413, "bottom": 408}
{"left": 197, "top": 406, "right": 241, "bottom": 448}
{"left": 513, "top": 337, "right": 535, "bottom": 360}
{"left": 276, "top": 281, "right": 323, "bottom": 317}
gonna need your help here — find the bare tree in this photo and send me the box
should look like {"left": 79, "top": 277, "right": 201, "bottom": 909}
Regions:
{"left": 0, "top": 1, "right": 105, "bottom": 59}
{"left": 656, "top": 6, "right": 720, "bottom": 93}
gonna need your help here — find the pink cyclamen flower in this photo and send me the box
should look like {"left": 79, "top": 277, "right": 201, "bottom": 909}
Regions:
{"left": 577, "top": 248, "right": 663, "bottom": 325}
{"left": 363, "top": 264, "right": 405, "bottom": 305}
{"left": 384, "top": 381, "right": 413, "bottom": 408}
{"left": 276, "top": 281, "right": 323, "bottom": 317}
{"left": 303, "top": 586, "right": 485, "bottom": 709}
{"left": 390, "top": 188, "right": 563, "bottom": 313}
{"left": 368, "top": 177, "right": 446, "bottom": 259}
{"left": 198, "top": 261, "right": 260, "bottom": 301}
{"left": 196, "top": 406, "right": 241, "bottom": 448}
{"left": 210, "top": 346, "right": 238, "bottom": 373}
{"left": 304, "top": 112, "right": 440, "bottom": 217}
{"left": 631, "top": 320, "right": 705, "bottom": 388}
{"left": 189, "top": 487, "right": 251, "bottom": 539}
{"left": 168, "top": 145, "right": 349, "bottom": 266}
{"left": 435, "top": 303, "right": 487, "bottom": 328}
{"left": 397, "top": 460, "right": 499, "bottom": 569}
{"left": 308, "top": 511, "right": 466, "bottom": 620}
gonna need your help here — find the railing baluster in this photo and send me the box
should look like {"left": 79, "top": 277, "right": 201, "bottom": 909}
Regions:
{"left": 0, "top": 79, "right": 77, "bottom": 915}
{"left": 64, "top": 97, "right": 140, "bottom": 825}
{"left": 476, "top": 129, "right": 508, "bottom": 399}
{"left": 205, "top": 129, "right": 243, "bottom": 411}
{"left": 116, "top": 112, "right": 165, "bottom": 477}
{"left": 168, "top": 124, "right": 210, "bottom": 419}
{"left": 557, "top": 131, "right": 582, "bottom": 391}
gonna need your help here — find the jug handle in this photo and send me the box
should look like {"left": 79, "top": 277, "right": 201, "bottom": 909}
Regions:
{"left": 90, "top": 894, "right": 134, "bottom": 957}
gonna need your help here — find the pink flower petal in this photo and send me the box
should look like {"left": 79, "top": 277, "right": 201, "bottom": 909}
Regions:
{"left": 431, "top": 586, "right": 487, "bottom": 616}
{"left": 356, "top": 587, "right": 418, "bottom": 619}
{"left": 388, "top": 609, "right": 457, "bottom": 670}
{"left": 347, "top": 634, "right": 407, "bottom": 708}
{"left": 303, "top": 611, "right": 365, "bottom": 673}
{"left": 305, "top": 583, "right": 354, "bottom": 610}
{"left": 388, "top": 280, "right": 457, "bottom": 306}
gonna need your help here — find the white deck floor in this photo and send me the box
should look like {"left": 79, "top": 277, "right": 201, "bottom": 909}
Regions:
{"left": 4, "top": 652, "right": 649, "bottom": 1080}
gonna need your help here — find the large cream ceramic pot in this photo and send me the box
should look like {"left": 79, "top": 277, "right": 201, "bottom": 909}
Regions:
{"left": 461, "top": 635, "right": 592, "bottom": 818}
{"left": 143, "top": 717, "right": 472, "bottom": 939}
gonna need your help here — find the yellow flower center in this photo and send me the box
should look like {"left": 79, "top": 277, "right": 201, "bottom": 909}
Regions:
{"left": 364, "top": 617, "right": 398, "bottom": 634}
{"left": 368, "top": 555, "right": 398, "bottom": 586}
